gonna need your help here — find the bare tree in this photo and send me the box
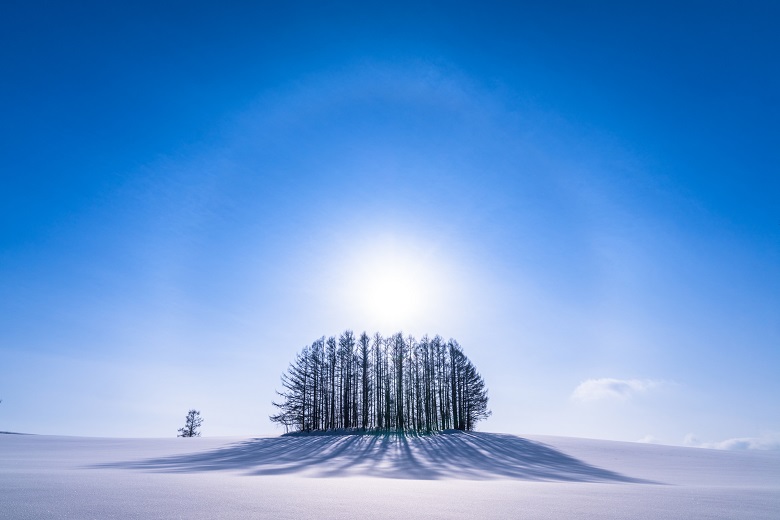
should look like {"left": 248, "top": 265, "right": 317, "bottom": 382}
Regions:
{"left": 358, "top": 332, "right": 371, "bottom": 431}
{"left": 177, "top": 409, "right": 203, "bottom": 437}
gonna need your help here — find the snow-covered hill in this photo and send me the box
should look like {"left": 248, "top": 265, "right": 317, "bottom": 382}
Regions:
{"left": 2, "top": 431, "right": 778, "bottom": 519}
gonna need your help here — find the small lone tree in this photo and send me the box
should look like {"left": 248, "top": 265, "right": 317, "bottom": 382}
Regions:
{"left": 177, "top": 409, "right": 203, "bottom": 437}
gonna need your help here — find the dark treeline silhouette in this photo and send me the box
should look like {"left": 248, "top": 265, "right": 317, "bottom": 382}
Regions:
{"left": 271, "top": 331, "right": 490, "bottom": 433}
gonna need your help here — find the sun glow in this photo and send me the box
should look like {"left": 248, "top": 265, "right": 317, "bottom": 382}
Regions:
{"left": 341, "top": 236, "right": 444, "bottom": 330}
{"left": 359, "top": 257, "right": 426, "bottom": 320}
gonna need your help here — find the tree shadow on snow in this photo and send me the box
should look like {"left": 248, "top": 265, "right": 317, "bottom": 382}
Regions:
{"left": 94, "top": 431, "right": 655, "bottom": 483}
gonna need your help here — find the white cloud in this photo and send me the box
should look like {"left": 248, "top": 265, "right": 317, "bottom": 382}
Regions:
{"left": 571, "top": 378, "right": 661, "bottom": 402}
{"left": 637, "top": 435, "right": 660, "bottom": 444}
{"left": 684, "top": 432, "right": 780, "bottom": 451}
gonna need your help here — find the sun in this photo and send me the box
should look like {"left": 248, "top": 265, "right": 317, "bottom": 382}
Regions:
{"left": 359, "top": 256, "right": 426, "bottom": 322}
{"left": 342, "top": 236, "right": 439, "bottom": 330}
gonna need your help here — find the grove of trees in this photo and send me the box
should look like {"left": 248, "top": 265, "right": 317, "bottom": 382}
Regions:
{"left": 270, "top": 331, "right": 490, "bottom": 434}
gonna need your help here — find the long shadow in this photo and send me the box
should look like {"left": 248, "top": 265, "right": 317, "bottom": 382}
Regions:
{"left": 93, "top": 431, "right": 655, "bottom": 483}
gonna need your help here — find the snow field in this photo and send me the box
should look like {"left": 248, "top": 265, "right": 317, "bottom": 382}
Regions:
{"left": 2, "top": 432, "right": 778, "bottom": 519}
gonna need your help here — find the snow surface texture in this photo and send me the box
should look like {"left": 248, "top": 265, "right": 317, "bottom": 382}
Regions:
{"left": 2, "top": 431, "right": 779, "bottom": 519}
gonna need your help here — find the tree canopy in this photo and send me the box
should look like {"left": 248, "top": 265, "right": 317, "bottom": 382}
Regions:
{"left": 271, "top": 331, "right": 490, "bottom": 434}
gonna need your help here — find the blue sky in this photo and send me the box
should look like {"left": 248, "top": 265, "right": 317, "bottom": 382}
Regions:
{"left": 1, "top": 2, "right": 778, "bottom": 446}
